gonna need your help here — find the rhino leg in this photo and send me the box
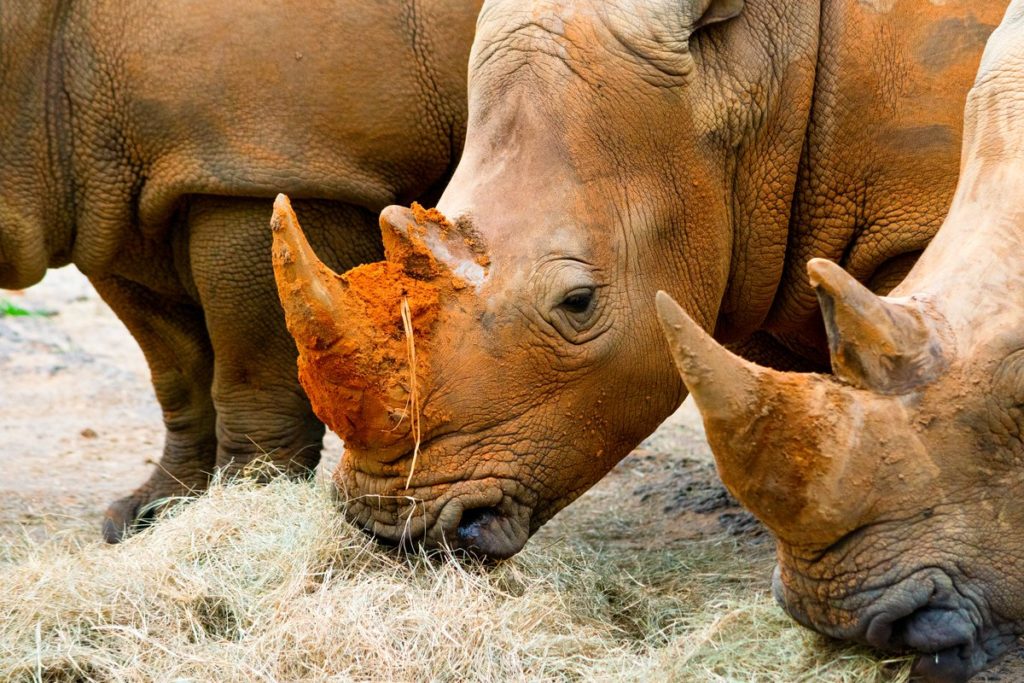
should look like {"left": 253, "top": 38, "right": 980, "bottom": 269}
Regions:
{"left": 91, "top": 274, "right": 217, "bottom": 543}
{"left": 187, "top": 197, "right": 383, "bottom": 479}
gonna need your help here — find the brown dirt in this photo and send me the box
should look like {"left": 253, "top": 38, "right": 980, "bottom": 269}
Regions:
{"left": 2, "top": 267, "right": 1021, "bottom": 679}
{"left": 0, "top": 269, "right": 160, "bottom": 544}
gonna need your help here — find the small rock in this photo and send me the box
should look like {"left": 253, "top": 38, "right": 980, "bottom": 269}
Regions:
{"left": 80, "top": 427, "right": 98, "bottom": 439}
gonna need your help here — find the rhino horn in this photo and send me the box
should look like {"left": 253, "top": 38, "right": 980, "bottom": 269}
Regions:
{"left": 271, "top": 195, "right": 464, "bottom": 454}
{"left": 379, "top": 203, "right": 489, "bottom": 288}
{"left": 655, "top": 291, "right": 764, "bottom": 421}
{"left": 271, "top": 194, "right": 347, "bottom": 353}
{"left": 808, "top": 258, "right": 947, "bottom": 394}
{"left": 272, "top": 194, "right": 406, "bottom": 452}
{"left": 656, "top": 291, "right": 869, "bottom": 545}
{"left": 380, "top": 205, "right": 436, "bottom": 278}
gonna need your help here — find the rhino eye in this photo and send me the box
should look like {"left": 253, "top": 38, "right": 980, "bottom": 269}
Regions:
{"left": 547, "top": 282, "right": 607, "bottom": 343}
{"left": 560, "top": 288, "right": 595, "bottom": 315}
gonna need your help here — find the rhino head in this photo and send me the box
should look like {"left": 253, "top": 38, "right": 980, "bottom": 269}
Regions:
{"left": 270, "top": 0, "right": 820, "bottom": 558}
{"left": 658, "top": 9, "right": 1024, "bottom": 679}
{"left": 272, "top": 186, "right": 653, "bottom": 558}
{"left": 268, "top": 0, "right": 819, "bottom": 557}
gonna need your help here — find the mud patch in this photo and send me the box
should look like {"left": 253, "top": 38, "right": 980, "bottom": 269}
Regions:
{"left": 626, "top": 451, "right": 765, "bottom": 542}
{"left": 635, "top": 457, "right": 734, "bottom": 514}
{"left": 634, "top": 456, "right": 763, "bottom": 538}
{"left": 272, "top": 198, "right": 479, "bottom": 458}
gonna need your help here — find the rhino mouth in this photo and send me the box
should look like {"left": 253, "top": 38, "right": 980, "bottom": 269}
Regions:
{"left": 772, "top": 564, "right": 1018, "bottom": 683}
{"left": 452, "top": 502, "right": 530, "bottom": 560}
{"left": 337, "top": 453, "right": 535, "bottom": 560}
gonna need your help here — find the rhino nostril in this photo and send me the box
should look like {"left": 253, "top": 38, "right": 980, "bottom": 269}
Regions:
{"left": 456, "top": 506, "right": 500, "bottom": 543}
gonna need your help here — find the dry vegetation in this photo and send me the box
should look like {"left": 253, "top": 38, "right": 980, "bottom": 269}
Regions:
{"left": 0, "top": 476, "right": 911, "bottom": 682}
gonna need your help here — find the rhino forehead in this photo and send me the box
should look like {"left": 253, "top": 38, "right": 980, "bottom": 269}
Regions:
{"left": 473, "top": 0, "right": 695, "bottom": 88}
{"left": 472, "top": 2, "right": 571, "bottom": 78}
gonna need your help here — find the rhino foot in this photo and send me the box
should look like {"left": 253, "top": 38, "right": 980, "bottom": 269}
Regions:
{"left": 102, "top": 482, "right": 203, "bottom": 543}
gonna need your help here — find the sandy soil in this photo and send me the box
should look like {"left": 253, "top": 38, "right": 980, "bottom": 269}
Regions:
{"left": 1, "top": 267, "right": 159, "bottom": 542}
{"left": 1, "top": 266, "right": 1020, "bottom": 680}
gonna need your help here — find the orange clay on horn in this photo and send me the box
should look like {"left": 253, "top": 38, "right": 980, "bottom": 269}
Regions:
{"left": 289, "top": 204, "right": 464, "bottom": 453}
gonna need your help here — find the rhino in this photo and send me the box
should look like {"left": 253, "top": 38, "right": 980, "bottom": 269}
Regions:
{"left": 272, "top": 0, "right": 1008, "bottom": 559}
{"left": 658, "top": 2, "right": 1024, "bottom": 679}
{"left": 0, "top": 1, "right": 482, "bottom": 540}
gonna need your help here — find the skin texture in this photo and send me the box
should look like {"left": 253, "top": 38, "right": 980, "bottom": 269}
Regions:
{"left": 276, "top": 0, "right": 1006, "bottom": 560}
{"left": 0, "top": 1, "right": 482, "bottom": 540}
{"left": 657, "top": 3, "right": 1024, "bottom": 679}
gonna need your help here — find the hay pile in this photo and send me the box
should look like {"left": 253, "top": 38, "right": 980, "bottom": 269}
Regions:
{"left": 0, "top": 479, "right": 909, "bottom": 682}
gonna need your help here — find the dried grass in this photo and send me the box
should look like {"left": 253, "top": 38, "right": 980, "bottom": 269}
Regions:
{"left": 0, "top": 478, "right": 910, "bottom": 682}
{"left": 399, "top": 296, "right": 422, "bottom": 490}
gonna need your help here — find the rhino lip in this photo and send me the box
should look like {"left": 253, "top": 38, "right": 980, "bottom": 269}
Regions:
{"left": 453, "top": 506, "right": 525, "bottom": 560}
{"left": 774, "top": 562, "right": 1013, "bottom": 683}
{"left": 354, "top": 505, "right": 526, "bottom": 562}
{"left": 339, "top": 471, "right": 533, "bottom": 560}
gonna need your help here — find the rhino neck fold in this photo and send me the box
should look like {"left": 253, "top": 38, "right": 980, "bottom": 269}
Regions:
{"left": 0, "top": 1, "right": 75, "bottom": 289}
{"left": 714, "top": 3, "right": 822, "bottom": 344}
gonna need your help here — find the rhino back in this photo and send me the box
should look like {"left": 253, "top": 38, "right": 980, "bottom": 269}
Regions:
{"left": 60, "top": 0, "right": 479, "bottom": 276}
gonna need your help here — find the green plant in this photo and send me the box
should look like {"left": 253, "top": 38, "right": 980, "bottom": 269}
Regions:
{"left": 0, "top": 298, "right": 33, "bottom": 317}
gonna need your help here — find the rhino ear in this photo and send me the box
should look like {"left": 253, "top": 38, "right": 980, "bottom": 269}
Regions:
{"left": 691, "top": 0, "right": 745, "bottom": 31}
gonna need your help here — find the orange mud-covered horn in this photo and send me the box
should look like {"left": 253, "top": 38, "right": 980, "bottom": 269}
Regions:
{"left": 272, "top": 196, "right": 467, "bottom": 456}
{"left": 272, "top": 194, "right": 424, "bottom": 453}
{"left": 655, "top": 291, "right": 882, "bottom": 546}
{"left": 271, "top": 194, "right": 347, "bottom": 352}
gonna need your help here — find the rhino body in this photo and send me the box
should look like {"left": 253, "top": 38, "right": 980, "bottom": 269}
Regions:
{"left": 660, "top": 2, "right": 1024, "bottom": 679}
{"left": 274, "top": 0, "right": 1008, "bottom": 558}
{"left": 0, "top": 1, "right": 481, "bottom": 540}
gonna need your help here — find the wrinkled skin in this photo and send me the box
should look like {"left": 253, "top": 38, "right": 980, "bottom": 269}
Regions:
{"left": 0, "top": 1, "right": 482, "bottom": 541}
{"left": 658, "top": 4, "right": 1024, "bottom": 679}
{"left": 276, "top": 0, "right": 1006, "bottom": 559}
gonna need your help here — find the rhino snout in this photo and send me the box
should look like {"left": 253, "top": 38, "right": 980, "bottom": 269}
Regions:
{"left": 773, "top": 564, "right": 1013, "bottom": 683}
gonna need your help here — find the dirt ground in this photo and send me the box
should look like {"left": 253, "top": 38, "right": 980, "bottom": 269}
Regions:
{"left": 2, "top": 266, "right": 1021, "bottom": 680}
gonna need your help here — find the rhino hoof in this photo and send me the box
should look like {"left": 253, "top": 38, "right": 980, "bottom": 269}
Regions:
{"left": 102, "top": 494, "right": 163, "bottom": 543}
